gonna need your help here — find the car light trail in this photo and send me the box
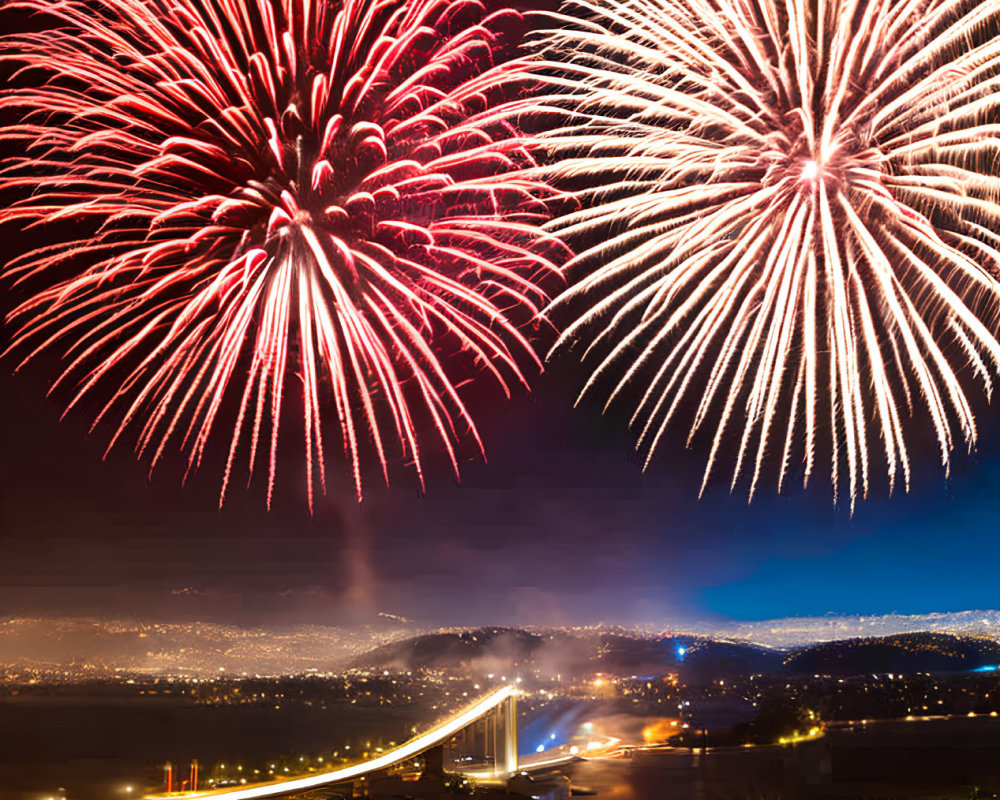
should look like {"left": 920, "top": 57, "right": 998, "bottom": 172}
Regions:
{"left": 145, "top": 686, "right": 517, "bottom": 800}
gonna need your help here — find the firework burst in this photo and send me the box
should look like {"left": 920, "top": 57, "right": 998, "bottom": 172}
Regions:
{"left": 0, "top": 0, "right": 566, "bottom": 507}
{"left": 524, "top": 0, "right": 1000, "bottom": 507}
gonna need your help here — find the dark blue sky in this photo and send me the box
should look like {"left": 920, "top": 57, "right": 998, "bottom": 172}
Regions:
{"left": 3, "top": 351, "right": 999, "bottom": 628}
{"left": 1, "top": 0, "right": 998, "bottom": 633}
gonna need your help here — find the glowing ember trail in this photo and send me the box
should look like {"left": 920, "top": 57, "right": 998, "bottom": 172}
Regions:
{"left": 0, "top": 0, "right": 566, "bottom": 507}
{"left": 519, "top": 0, "right": 1000, "bottom": 508}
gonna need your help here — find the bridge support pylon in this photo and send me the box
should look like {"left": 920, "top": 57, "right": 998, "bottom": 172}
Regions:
{"left": 493, "top": 691, "right": 517, "bottom": 780}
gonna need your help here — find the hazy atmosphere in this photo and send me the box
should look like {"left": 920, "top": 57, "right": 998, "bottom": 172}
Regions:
{"left": 5, "top": 352, "right": 1000, "bottom": 630}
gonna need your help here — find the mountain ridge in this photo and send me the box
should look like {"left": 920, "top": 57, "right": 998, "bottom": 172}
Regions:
{"left": 2, "top": 614, "right": 999, "bottom": 678}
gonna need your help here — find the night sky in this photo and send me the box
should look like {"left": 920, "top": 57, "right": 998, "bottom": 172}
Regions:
{"left": 4, "top": 332, "right": 1000, "bottom": 629}
{"left": 2, "top": 4, "right": 999, "bottom": 635}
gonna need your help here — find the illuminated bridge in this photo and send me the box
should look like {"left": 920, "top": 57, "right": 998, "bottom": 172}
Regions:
{"left": 146, "top": 686, "right": 519, "bottom": 800}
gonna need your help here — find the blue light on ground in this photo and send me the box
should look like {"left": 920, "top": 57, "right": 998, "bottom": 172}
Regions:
{"left": 521, "top": 707, "right": 586, "bottom": 756}
{"left": 973, "top": 665, "right": 998, "bottom": 672}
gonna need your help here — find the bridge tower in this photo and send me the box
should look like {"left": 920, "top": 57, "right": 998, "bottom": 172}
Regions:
{"left": 441, "top": 689, "right": 517, "bottom": 780}
{"left": 493, "top": 690, "right": 517, "bottom": 779}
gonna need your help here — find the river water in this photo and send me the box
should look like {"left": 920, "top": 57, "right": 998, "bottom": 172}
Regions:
{"left": 4, "top": 697, "right": 1000, "bottom": 800}
{"left": 0, "top": 695, "right": 427, "bottom": 800}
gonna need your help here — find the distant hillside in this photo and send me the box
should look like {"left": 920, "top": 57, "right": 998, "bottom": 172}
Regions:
{"left": 8, "top": 617, "right": 1000, "bottom": 681}
{"left": 699, "top": 609, "right": 1000, "bottom": 648}
{"left": 596, "top": 634, "right": 783, "bottom": 681}
{"left": 352, "top": 627, "right": 553, "bottom": 674}
{"left": 351, "top": 627, "right": 782, "bottom": 681}
{"left": 784, "top": 632, "right": 1000, "bottom": 675}
{"left": 0, "top": 617, "right": 411, "bottom": 676}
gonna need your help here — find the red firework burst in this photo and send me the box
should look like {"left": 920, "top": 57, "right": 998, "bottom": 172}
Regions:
{"left": 0, "top": 0, "right": 566, "bottom": 507}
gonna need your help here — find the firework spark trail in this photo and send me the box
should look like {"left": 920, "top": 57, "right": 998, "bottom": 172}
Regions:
{"left": 516, "top": 0, "right": 1000, "bottom": 508}
{"left": 0, "top": 0, "right": 567, "bottom": 508}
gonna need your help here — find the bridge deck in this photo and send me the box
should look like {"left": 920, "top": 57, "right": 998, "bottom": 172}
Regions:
{"left": 144, "top": 686, "right": 517, "bottom": 800}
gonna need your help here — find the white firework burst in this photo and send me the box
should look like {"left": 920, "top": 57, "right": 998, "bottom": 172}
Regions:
{"left": 521, "top": 0, "right": 1000, "bottom": 507}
